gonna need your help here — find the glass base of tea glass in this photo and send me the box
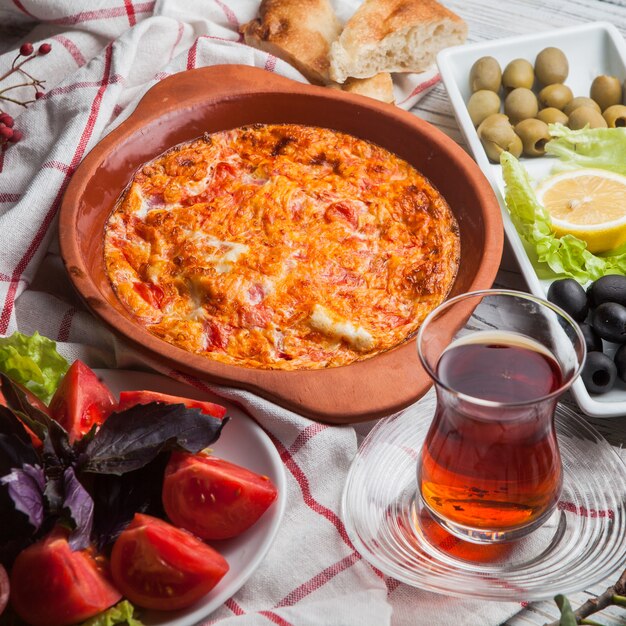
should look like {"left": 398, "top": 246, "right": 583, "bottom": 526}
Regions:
{"left": 341, "top": 391, "right": 626, "bottom": 601}
{"left": 415, "top": 490, "right": 558, "bottom": 544}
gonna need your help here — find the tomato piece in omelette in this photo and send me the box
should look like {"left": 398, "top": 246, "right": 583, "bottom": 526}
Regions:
{"left": 104, "top": 124, "right": 460, "bottom": 370}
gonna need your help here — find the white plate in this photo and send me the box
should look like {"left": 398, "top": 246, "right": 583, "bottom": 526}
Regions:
{"left": 96, "top": 369, "right": 287, "bottom": 626}
{"left": 437, "top": 22, "right": 626, "bottom": 418}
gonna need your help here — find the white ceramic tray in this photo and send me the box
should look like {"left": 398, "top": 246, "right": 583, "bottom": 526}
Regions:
{"left": 437, "top": 22, "right": 626, "bottom": 418}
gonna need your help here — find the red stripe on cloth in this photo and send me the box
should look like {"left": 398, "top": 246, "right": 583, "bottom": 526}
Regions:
{"left": 0, "top": 194, "right": 21, "bottom": 203}
{"left": 52, "top": 35, "right": 87, "bottom": 67}
{"left": 0, "top": 147, "right": 5, "bottom": 174}
{"left": 558, "top": 501, "right": 615, "bottom": 520}
{"left": 0, "top": 45, "right": 115, "bottom": 334}
{"left": 46, "top": 74, "right": 123, "bottom": 98}
{"left": 264, "top": 55, "right": 277, "bottom": 72}
{"left": 276, "top": 551, "right": 361, "bottom": 607}
{"left": 397, "top": 73, "right": 441, "bottom": 106}
{"left": 123, "top": 0, "right": 137, "bottom": 26}
{"left": 57, "top": 306, "right": 77, "bottom": 342}
{"left": 169, "top": 22, "right": 185, "bottom": 61}
{"left": 268, "top": 433, "right": 353, "bottom": 547}
{"left": 224, "top": 597, "right": 245, "bottom": 616}
{"left": 42, "top": 160, "right": 75, "bottom": 175}
{"left": 11, "top": 0, "right": 37, "bottom": 18}
{"left": 258, "top": 612, "right": 293, "bottom": 626}
{"left": 288, "top": 423, "right": 328, "bottom": 455}
{"left": 186, "top": 39, "right": 198, "bottom": 70}
{"left": 214, "top": 0, "right": 243, "bottom": 42}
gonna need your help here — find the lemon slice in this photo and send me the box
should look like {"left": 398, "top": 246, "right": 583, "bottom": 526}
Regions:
{"left": 535, "top": 168, "right": 626, "bottom": 253}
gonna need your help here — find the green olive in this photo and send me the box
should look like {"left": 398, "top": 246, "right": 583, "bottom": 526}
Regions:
{"left": 467, "top": 90, "right": 502, "bottom": 127}
{"left": 563, "top": 96, "right": 601, "bottom": 116}
{"left": 502, "top": 59, "right": 534, "bottom": 91}
{"left": 477, "top": 114, "right": 522, "bottom": 161}
{"left": 603, "top": 104, "right": 626, "bottom": 128}
{"left": 504, "top": 87, "right": 539, "bottom": 124}
{"left": 568, "top": 106, "right": 608, "bottom": 130}
{"left": 514, "top": 118, "right": 550, "bottom": 157}
{"left": 538, "top": 83, "right": 573, "bottom": 111}
{"left": 469, "top": 56, "right": 502, "bottom": 93}
{"left": 537, "top": 107, "right": 569, "bottom": 126}
{"left": 590, "top": 75, "right": 623, "bottom": 112}
{"left": 534, "top": 47, "right": 569, "bottom": 85}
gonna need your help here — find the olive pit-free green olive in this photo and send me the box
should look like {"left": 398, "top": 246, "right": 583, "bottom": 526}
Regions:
{"left": 568, "top": 106, "right": 608, "bottom": 130}
{"left": 537, "top": 107, "right": 569, "bottom": 126}
{"left": 467, "top": 90, "right": 502, "bottom": 127}
{"left": 590, "top": 75, "right": 623, "bottom": 112}
{"left": 534, "top": 47, "right": 569, "bottom": 85}
{"left": 603, "top": 104, "right": 626, "bottom": 128}
{"left": 504, "top": 87, "right": 539, "bottom": 124}
{"left": 563, "top": 96, "right": 601, "bottom": 116}
{"left": 538, "top": 83, "right": 573, "bottom": 110}
{"left": 469, "top": 56, "right": 502, "bottom": 92}
{"left": 477, "top": 113, "right": 522, "bottom": 161}
{"left": 502, "top": 59, "right": 534, "bottom": 91}
{"left": 514, "top": 118, "right": 551, "bottom": 157}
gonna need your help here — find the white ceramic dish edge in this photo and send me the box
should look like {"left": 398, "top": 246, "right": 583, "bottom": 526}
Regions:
{"left": 437, "top": 22, "right": 626, "bottom": 418}
{"left": 96, "top": 369, "right": 287, "bottom": 626}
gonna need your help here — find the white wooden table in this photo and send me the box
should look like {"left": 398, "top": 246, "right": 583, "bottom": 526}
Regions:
{"left": 409, "top": 1, "right": 626, "bottom": 623}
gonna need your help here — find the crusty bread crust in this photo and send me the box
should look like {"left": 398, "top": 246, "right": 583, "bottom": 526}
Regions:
{"left": 241, "top": 0, "right": 341, "bottom": 85}
{"left": 330, "top": 0, "right": 467, "bottom": 83}
{"left": 339, "top": 73, "right": 395, "bottom": 104}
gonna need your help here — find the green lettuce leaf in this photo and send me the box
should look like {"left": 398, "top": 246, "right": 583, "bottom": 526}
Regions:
{"left": 500, "top": 152, "right": 626, "bottom": 283}
{"left": 79, "top": 600, "right": 144, "bottom": 626}
{"left": 0, "top": 332, "right": 68, "bottom": 404}
{"left": 546, "top": 124, "right": 626, "bottom": 175}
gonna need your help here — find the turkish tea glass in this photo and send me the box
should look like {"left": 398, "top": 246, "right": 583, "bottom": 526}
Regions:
{"left": 416, "top": 289, "right": 586, "bottom": 543}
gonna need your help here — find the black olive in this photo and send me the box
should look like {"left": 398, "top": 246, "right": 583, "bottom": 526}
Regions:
{"left": 615, "top": 344, "right": 626, "bottom": 383}
{"left": 579, "top": 322, "right": 603, "bottom": 353}
{"left": 591, "top": 302, "right": 626, "bottom": 343}
{"left": 587, "top": 274, "right": 626, "bottom": 308}
{"left": 581, "top": 351, "right": 617, "bottom": 394}
{"left": 547, "top": 278, "right": 588, "bottom": 321}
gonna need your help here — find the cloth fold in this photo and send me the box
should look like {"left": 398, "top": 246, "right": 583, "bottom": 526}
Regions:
{"left": 0, "top": 1, "right": 519, "bottom": 624}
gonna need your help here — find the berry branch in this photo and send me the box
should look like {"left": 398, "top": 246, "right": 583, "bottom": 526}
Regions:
{"left": 0, "top": 42, "right": 52, "bottom": 151}
{"left": 545, "top": 568, "right": 626, "bottom": 625}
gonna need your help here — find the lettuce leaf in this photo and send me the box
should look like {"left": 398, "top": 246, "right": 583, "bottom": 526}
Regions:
{"left": 546, "top": 124, "right": 626, "bottom": 175}
{"left": 0, "top": 332, "right": 68, "bottom": 404}
{"left": 500, "top": 151, "right": 626, "bottom": 283}
{"left": 79, "top": 600, "right": 144, "bottom": 626}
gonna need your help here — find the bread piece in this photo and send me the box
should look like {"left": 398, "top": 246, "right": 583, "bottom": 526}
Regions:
{"left": 330, "top": 0, "right": 467, "bottom": 84}
{"left": 241, "top": 0, "right": 341, "bottom": 85}
{"left": 337, "top": 73, "right": 395, "bottom": 104}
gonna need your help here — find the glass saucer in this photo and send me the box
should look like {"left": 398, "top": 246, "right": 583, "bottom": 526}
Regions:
{"left": 341, "top": 391, "right": 626, "bottom": 601}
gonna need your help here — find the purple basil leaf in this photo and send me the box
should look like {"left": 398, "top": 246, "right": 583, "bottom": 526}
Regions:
{"left": 0, "top": 464, "right": 45, "bottom": 530}
{"left": 82, "top": 403, "right": 227, "bottom": 475}
{"left": 0, "top": 374, "right": 50, "bottom": 441}
{"left": 63, "top": 466, "right": 93, "bottom": 550}
{"left": 91, "top": 454, "right": 168, "bottom": 550}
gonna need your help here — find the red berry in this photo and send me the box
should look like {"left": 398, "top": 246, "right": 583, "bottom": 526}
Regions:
{"left": 0, "top": 114, "right": 13, "bottom": 128}
{"left": 9, "top": 130, "right": 23, "bottom": 143}
{"left": 35, "top": 91, "right": 45, "bottom": 100}
{"left": 38, "top": 43, "right": 52, "bottom": 55}
{"left": 0, "top": 125, "right": 14, "bottom": 140}
{"left": 20, "top": 42, "right": 34, "bottom": 56}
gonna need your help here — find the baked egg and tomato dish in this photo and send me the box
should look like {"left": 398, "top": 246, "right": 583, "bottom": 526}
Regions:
{"left": 104, "top": 123, "right": 460, "bottom": 370}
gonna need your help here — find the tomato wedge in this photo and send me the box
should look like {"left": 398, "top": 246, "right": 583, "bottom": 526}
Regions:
{"left": 117, "top": 390, "right": 226, "bottom": 419}
{"left": 10, "top": 530, "right": 121, "bottom": 626}
{"left": 48, "top": 361, "right": 116, "bottom": 442}
{"left": 110, "top": 513, "right": 229, "bottom": 611}
{"left": 162, "top": 453, "right": 278, "bottom": 540}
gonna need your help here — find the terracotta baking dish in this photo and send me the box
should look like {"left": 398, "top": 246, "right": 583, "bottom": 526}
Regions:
{"left": 59, "top": 65, "right": 502, "bottom": 424}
